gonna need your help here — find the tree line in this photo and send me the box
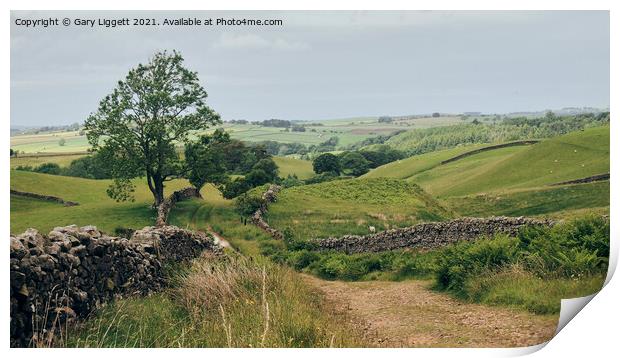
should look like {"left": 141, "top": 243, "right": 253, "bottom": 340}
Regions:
{"left": 386, "top": 112, "right": 610, "bottom": 156}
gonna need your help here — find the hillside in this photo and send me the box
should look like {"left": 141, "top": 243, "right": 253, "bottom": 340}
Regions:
{"left": 408, "top": 126, "right": 609, "bottom": 197}
{"left": 265, "top": 178, "right": 452, "bottom": 241}
{"left": 362, "top": 144, "right": 485, "bottom": 179}
{"left": 446, "top": 181, "right": 609, "bottom": 218}
{"left": 10, "top": 170, "right": 196, "bottom": 234}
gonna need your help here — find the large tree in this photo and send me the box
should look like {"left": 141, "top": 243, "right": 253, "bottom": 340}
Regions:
{"left": 84, "top": 51, "right": 220, "bottom": 205}
{"left": 184, "top": 129, "right": 229, "bottom": 191}
{"left": 312, "top": 153, "right": 341, "bottom": 174}
{"left": 339, "top": 151, "right": 370, "bottom": 177}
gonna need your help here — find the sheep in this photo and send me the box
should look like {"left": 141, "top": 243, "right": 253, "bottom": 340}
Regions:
{"left": 369, "top": 226, "right": 376, "bottom": 234}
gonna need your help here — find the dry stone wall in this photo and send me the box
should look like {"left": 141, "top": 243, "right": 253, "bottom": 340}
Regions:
{"left": 10, "top": 189, "right": 79, "bottom": 207}
{"left": 155, "top": 187, "right": 202, "bottom": 226}
{"left": 10, "top": 224, "right": 221, "bottom": 347}
{"left": 314, "top": 216, "right": 554, "bottom": 253}
{"left": 251, "top": 184, "right": 283, "bottom": 240}
{"left": 439, "top": 140, "right": 539, "bottom": 165}
{"left": 550, "top": 173, "right": 609, "bottom": 186}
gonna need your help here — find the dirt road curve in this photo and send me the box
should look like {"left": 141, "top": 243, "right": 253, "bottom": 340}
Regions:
{"left": 303, "top": 275, "right": 559, "bottom": 348}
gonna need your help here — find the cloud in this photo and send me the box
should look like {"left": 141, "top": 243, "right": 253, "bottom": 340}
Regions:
{"left": 212, "top": 33, "right": 309, "bottom": 51}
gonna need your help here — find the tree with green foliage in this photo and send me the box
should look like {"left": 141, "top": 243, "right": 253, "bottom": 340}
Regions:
{"left": 339, "top": 151, "right": 370, "bottom": 176}
{"left": 34, "top": 162, "right": 62, "bottom": 175}
{"left": 312, "top": 153, "right": 341, "bottom": 174}
{"left": 313, "top": 136, "right": 340, "bottom": 152}
{"left": 184, "top": 129, "right": 229, "bottom": 191}
{"left": 234, "top": 193, "right": 266, "bottom": 224}
{"left": 282, "top": 174, "right": 304, "bottom": 188}
{"left": 84, "top": 50, "right": 220, "bottom": 205}
{"left": 65, "top": 152, "right": 113, "bottom": 179}
{"left": 359, "top": 145, "right": 406, "bottom": 168}
{"left": 252, "top": 158, "right": 279, "bottom": 181}
{"left": 222, "top": 177, "right": 252, "bottom": 199}
{"left": 58, "top": 138, "right": 66, "bottom": 146}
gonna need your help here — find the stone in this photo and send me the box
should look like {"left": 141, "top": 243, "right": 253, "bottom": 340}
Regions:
{"left": 10, "top": 223, "right": 222, "bottom": 347}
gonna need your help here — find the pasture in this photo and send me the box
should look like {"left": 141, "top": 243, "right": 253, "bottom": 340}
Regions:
{"left": 10, "top": 170, "right": 196, "bottom": 234}
{"left": 10, "top": 152, "right": 86, "bottom": 168}
{"left": 408, "top": 126, "right": 609, "bottom": 197}
{"left": 265, "top": 178, "right": 452, "bottom": 241}
{"left": 362, "top": 144, "right": 486, "bottom": 179}
{"left": 272, "top": 156, "right": 314, "bottom": 179}
{"left": 445, "top": 181, "right": 610, "bottom": 218}
{"left": 10, "top": 115, "right": 467, "bottom": 154}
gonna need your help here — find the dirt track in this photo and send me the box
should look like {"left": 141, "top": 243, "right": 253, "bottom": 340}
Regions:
{"left": 303, "top": 275, "right": 559, "bottom": 348}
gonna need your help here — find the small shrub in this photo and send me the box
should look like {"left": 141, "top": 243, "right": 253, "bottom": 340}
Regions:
{"left": 435, "top": 235, "right": 519, "bottom": 293}
{"left": 287, "top": 250, "right": 320, "bottom": 270}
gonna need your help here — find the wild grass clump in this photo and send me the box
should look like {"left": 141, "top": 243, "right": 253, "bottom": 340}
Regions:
{"left": 176, "top": 255, "right": 360, "bottom": 347}
{"left": 435, "top": 235, "right": 519, "bottom": 291}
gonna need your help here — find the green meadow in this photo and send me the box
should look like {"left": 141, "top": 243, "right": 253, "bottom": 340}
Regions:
{"left": 446, "top": 181, "right": 610, "bottom": 218}
{"left": 10, "top": 170, "right": 193, "bottom": 234}
{"left": 362, "top": 144, "right": 486, "bottom": 179}
{"left": 265, "top": 178, "right": 452, "bottom": 241}
{"left": 407, "top": 126, "right": 609, "bottom": 197}
{"left": 272, "top": 156, "right": 314, "bottom": 179}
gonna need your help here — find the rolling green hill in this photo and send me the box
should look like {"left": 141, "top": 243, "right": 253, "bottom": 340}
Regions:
{"left": 408, "top": 126, "right": 609, "bottom": 197}
{"left": 9, "top": 170, "right": 212, "bottom": 234}
{"left": 362, "top": 144, "right": 485, "bottom": 179}
{"left": 265, "top": 178, "right": 452, "bottom": 241}
{"left": 446, "top": 181, "right": 609, "bottom": 218}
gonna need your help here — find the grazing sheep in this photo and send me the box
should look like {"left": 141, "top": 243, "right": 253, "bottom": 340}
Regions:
{"left": 369, "top": 226, "right": 376, "bottom": 233}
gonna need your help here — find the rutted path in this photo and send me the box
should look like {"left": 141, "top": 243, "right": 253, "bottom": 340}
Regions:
{"left": 303, "top": 275, "right": 558, "bottom": 348}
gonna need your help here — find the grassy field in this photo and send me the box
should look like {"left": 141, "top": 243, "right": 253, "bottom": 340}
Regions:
{"left": 10, "top": 131, "right": 90, "bottom": 153}
{"left": 265, "top": 178, "right": 452, "bottom": 241}
{"left": 10, "top": 153, "right": 86, "bottom": 168}
{"left": 446, "top": 181, "right": 610, "bottom": 218}
{"left": 362, "top": 144, "right": 486, "bottom": 179}
{"left": 10, "top": 120, "right": 609, "bottom": 345}
{"left": 272, "top": 157, "right": 314, "bottom": 179}
{"left": 10, "top": 170, "right": 195, "bottom": 234}
{"left": 406, "top": 126, "right": 609, "bottom": 197}
{"left": 10, "top": 115, "right": 468, "bottom": 154}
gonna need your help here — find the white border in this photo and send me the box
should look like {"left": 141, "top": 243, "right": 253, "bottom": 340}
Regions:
{"left": 3, "top": 1, "right": 617, "bottom": 357}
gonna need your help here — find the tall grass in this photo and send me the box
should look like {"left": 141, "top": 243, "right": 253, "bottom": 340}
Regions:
{"left": 174, "top": 256, "right": 359, "bottom": 347}
{"left": 62, "top": 254, "right": 361, "bottom": 347}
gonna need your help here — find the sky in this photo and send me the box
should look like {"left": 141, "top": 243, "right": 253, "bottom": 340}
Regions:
{"left": 10, "top": 10, "right": 610, "bottom": 127}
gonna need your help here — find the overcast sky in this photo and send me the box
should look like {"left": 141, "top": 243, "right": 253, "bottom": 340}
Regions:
{"left": 11, "top": 10, "right": 609, "bottom": 127}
